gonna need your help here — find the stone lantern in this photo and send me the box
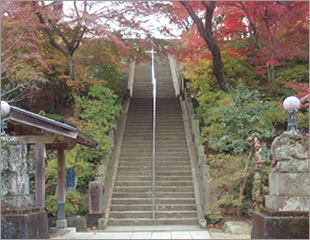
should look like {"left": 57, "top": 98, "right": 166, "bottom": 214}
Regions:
{"left": 251, "top": 96, "right": 309, "bottom": 239}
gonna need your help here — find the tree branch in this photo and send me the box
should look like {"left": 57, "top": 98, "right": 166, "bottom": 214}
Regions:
{"left": 180, "top": 2, "right": 207, "bottom": 37}
{"left": 32, "top": 1, "right": 68, "bottom": 55}
{"left": 239, "top": 1, "right": 262, "bottom": 50}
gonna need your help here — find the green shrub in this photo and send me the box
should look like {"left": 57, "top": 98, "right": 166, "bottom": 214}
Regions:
{"left": 275, "top": 63, "right": 309, "bottom": 83}
{"left": 214, "top": 84, "right": 275, "bottom": 153}
{"left": 73, "top": 85, "right": 123, "bottom": 163}
{"left": 46, "top": 191, "right": 88, "bottom": 217}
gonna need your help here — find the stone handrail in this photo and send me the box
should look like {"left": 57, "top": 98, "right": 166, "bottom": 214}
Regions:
{"left": 168, "top": 55, "right": 181, "bottom": 97}
{"left": 128, "top": 61, "right": 136, "bottom": 97}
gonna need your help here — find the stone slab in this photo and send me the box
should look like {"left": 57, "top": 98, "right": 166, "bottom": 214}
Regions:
{"left": 222, "top": 221, "right": 251, "bottom": 235}
{"left": 67, "top": 216, "right": 87, "bottom": 232}
{"left": 111, "top": 232, "right": 132, "bottom": 239}
{"left": 251, "top": 210, "right": 309, "bottom": 239}
{"left": 200, "top": 163, "right": 209, "bottom": 178}
{"left": 265, "top": 195, "right": 309, "bottom": 211}
{"left": 56, "top": 219, "right": 67, "bottom": 228}
{"left": 272, "top": 133, "right": 308, "bottom": 163}
{"left": 269, "top": 173, "right": 309, "bottom": 196}
{"left": 70, "top": 232, "right": 95, "bottom": 239}
{"left": 171, "top": 231, "right": 192, "bottom": 239}
{"left": 151, "top": 232, "right": 171, "bottom": 239}
{"left": 93, "top": 232, "right": 114, "bottom": 239}
{"left": 274, "top": 159, "right": 308, "bottom": 173}
{"left": 98, "top": 218, "right": 107, "bottom": 230}
{"left": 208, "top": 229, "right": 250, "bottom": 239}
{"left": 190, "top": 231, "right": 211, "bottom": 239}
{"left": 131, "top": 232, "right": 152, "bottom": 239}
{"left": 1, "top": 208, "right": 49, "bottom": 239}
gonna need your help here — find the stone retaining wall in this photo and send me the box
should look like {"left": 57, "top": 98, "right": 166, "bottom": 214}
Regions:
{"left": 183, "top": 90, "right": 217, "bottom": 212}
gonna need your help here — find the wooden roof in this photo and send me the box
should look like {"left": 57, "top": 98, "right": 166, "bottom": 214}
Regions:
{"left": 4, "top": 106, "right": 99, "bottom": 150}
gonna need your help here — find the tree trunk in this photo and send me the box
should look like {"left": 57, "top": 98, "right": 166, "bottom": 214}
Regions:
{"left": 237, "top": 143, "right": 254, "bottom": 217}
{"left": 66, "top": 53, "right": 76, "bottom": 80}
{"left": 180, "top": 1, "right": 230, "bottom": 92}
{"left": 211, "top": 50, "right": 229, "bottom": 92}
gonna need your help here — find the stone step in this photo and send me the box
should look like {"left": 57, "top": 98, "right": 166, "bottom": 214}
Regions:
{"left": 119, "top": 152, "right": 188, "bottom": 157}
{"left": 122, "top": 140, "right": 187, "bottom": 144}
{"left": 127, "top": 116, "right": 182, "bottom": 120}
{"left": 156, "top": 171, "right": 192, "bottom": 176}
{"left": 123, "top": 136, "right": 186, "bottom": 141}
{"left": 116, "top": 171, "right": 192, "bottom": 177}
{"left": 118, "top": 161, "right": 191, "bottom": 167}
{"left": 111, "top": 198, "right": 196, "bottom": 205}
{"left": 112, "top": 192, "right": 195, "bottom": 199}
{"left": 109, "top": 211, "right": 197, "bottom": 219}
{"left": 117, "top": 166, "right": 191, "bottom": 171}
{"left": 113, "top": 186, "right": 194, "bottom": 193}
{"left": 120, "top": 145, "right": 188, "bottom": 150}
{"left": 126, "top": 119, "right": 184, "bottom": 123}
{"left": 107, "top": 218, "right": 199, "bottom": 226}
{"left": 110, "top": 204, "right": 197, "bottom": 212}
{"left": 121, "top": 143, "right": 187, "bottom": 148}
{"left": 114, "top": 181, "right": 193, "bottom": 187}
{"left": 123, "top": 131, "right": 186, "bottom": 135}
{"left": 116, "top": 176, "right": 193, "bottom": 182}
{"left": 118, "top": 162, "right": 190, "bottom": 167}
{"left": 120, "top": 148, "right": 188, "bottom": 153}
{"left": 118, "top": 163, "right": 191, "bottom": 169}
{"left": 120, "top": 156, "right": 189, "bottom": 162}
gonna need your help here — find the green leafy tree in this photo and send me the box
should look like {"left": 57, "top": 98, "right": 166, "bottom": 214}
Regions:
{"left": 45, "top": 85, "right": 122, "bottom": 217}
{"left": 214, "top": 84, "right": 274, "bottom": 153}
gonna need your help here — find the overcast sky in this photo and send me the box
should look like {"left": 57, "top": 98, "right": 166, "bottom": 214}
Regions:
{"left": 58, "top": 1, "right": 182, "bottom": 39}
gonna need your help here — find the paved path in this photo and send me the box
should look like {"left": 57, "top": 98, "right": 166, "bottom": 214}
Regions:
{"left": 51, "top": 226, "right": 250, "bottom": 239}
{"left": 54, "top": 230, "right": 210, "bottom": 239}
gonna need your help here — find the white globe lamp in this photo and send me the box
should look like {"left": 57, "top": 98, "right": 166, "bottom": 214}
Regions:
{"left": 283, "top": 96, "right": 300, "bottom": 134}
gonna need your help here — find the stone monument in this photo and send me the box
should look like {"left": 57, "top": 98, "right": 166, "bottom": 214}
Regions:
{"left": 251, "top": 133, "right": 309, "bottom": 239}
{"left": 87, "top": 180, "right": 104, "bottom": 227}
{"left": 1, "top": 137, "right": 49, "bottom": 239}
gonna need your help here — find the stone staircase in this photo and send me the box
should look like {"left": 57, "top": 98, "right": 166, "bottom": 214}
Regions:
{"left": 108, "top": 56, "right": 199, "bottom": 226}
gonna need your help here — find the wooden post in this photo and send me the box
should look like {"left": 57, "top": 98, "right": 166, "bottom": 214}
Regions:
{"left": 35, "top": 143, "right": 45, "bottom": 208}
{"left": 57, "top": 148, "right": 65, "bottom": 220}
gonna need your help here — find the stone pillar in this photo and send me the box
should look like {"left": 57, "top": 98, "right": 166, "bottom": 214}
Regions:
{"left": 251, "top": 133, "right": 309, "bottom": 239}
{"left": 1, "top": 137, "right": 49, "bottom": 239}
{"left": 87, "top": 181, "right": 104, "bottom": 227}
{"left": 265, "top": 133, "right": 309, "bottom": 210}
{"left": 1, "top": 137, "right": 30, "bottom": 208}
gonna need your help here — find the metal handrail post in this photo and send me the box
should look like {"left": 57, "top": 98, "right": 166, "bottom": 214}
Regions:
{"left": 151, "top": 45, "right": 156, "bottom": 220}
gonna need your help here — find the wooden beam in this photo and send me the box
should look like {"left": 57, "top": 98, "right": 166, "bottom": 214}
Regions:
{"left": 21, "top": 135, "right": 76, "bottom": 150}
{"left": 21, "top": 135, "right": 57, "bottom": 144}
{"left": 57, "top": 148, "right": 66, "bottom": 220}
{"left": 35, "top": 142, "right": 45, "bottom": 208}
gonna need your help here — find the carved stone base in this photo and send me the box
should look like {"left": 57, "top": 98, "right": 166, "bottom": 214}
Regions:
{"left": 251, "top": 208, "right": 309, "bottom": 239}
{"left": 1, "top": 207, "right": 49, "bottom": 239}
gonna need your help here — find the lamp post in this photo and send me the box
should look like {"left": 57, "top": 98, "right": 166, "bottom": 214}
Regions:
{"left": 1, "top": 101, "right": 11, "bottom": 136}
{"left": 283, "top": 96, "right": 300, "bottom": 134}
